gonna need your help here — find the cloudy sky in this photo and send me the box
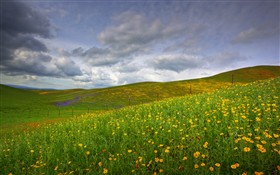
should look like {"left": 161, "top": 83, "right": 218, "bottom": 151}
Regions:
{"left": 1, "top": 0, "right": 279, "bottom": 89}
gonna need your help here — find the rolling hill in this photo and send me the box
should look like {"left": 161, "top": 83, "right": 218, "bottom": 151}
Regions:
{"left": 36, "top": 65, "right": 280, "bottom": 109}
{"left": 0, "top": 65, "right": 279, "bottom": 128}
{"left": 1, "top": 76, "right": 279, "bottom": 174}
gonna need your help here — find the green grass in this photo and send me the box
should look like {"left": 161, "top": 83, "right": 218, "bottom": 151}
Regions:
{"left": 1, "top": 78, "right": 279, "bottom": 174}
{"left": 1, "top": 65, "right": 279, "bottom": 131}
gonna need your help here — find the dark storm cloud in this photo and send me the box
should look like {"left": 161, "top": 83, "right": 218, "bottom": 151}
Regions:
{"left": 1, "top": 1, "right": 82, "bottom": 77}
{"left": 1, "top": 1, "right": 51, "bottom": 63}
{"left": 2, "top": 1, "right": 52, "bottom": 37}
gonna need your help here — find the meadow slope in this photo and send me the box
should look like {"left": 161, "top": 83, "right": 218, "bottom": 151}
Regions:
{"left": 1, "top": 65, "right": 279, "bottom": 131}
{"left": 1, "top": 78, "right": 279, "bottom": 174}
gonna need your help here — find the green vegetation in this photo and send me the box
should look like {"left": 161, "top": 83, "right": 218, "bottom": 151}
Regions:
{"left": 1, "top": 65, "right": 279, "bottom": 131}
{"left": 1, "top": 77, "right": 279, "bottom": 174}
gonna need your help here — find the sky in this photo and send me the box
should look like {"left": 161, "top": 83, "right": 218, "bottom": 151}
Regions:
{"left": 1, "top": 0, "right": 279, "bottom": 89}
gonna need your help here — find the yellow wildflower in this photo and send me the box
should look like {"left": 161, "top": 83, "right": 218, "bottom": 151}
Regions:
{"left": 155, "top": 157, "right": 159, "bottom": 162}
{"left": 103, "top": 168, "right": 108, "bottom": 174}
{"left": 243, "top": 147, "right": 251, "bottom": 152}
{"left": 215, "top": 163, "right": 220, "bottom": 167}
{"left": 209, "top": 167, "right": 214, "bottom": 171}
{"left": 193, "top": 151, "right": 200, "bottom": 158}
{"left": 231, "top": 163, "right": 239, "bottom": 169}
{"left": 203, "top": 142, "right": 208, "bottom": 148}
{"left": 54, "top": 166, "right": 58, "bottom": 171}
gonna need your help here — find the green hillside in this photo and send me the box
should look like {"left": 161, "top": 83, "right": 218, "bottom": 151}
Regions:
{"left": 38, "top": 65, "right": 280, "bottom": 109}
{"left": 0, "top": 84, "right": 43, "bottom": 108}
{"left": 1, "top": 77, "right": 279, "bottom": 174}
{"left": 208, "top": 65, "right": 280, "bottom": 82}
{"left": 1, "top": 65, "right": 279, "bottom": 128}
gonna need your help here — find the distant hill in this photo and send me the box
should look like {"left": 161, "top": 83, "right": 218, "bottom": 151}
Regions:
{"left": 35, "top": 65, "right": 280, "bottom": 109}
{"left": 0, "top": 84, "right": 50, "bottom": 109}
{"left": 1, "top": 65, "right": 279, "bottom": 127}
{"left": 207, "top": 65, "right": 280, "bottom": 82}
{"left": 4, "top": 84, "right": 57, "bottom": 90}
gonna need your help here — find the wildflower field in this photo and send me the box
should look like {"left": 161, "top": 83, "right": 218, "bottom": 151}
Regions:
{"left": 1, "top": 78, "right": 280, "bottom": 174}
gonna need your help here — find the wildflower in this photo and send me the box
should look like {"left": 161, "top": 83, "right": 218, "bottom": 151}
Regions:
{"left": 131, "top": 170, "right": 135, "bottom": 173}
{"left": 159, "top": 159, "right": 163, "bottom": 163}
{"left": 203, "top": 142, "right": 208, "bottom": 148}
{"left": 78, "top": 143, "right": 83, "bottom": 147}
{"left": 98, "top": 162, "right": 102, "bottom": 167}
{"left": 30, "top": 150, "right": 34, "bottom": 153}
{"left": 256, "top": 117, "right": 261, "bottom": 122}
{"left": 254, "top": 172, "right": 264, "bottom": 175}
{"left": 255, "top": 136, "right": 261, "bottom": 140}
{"left": 154, "top": 150, "right": 158, "bottom": 153}
{"left": 155, "top": 157, "right": 159, "bottom": 162}
{"left": 194, "top": 164, "right": 199, "bottom": 169}
{"left": 103, "top": 168, "right": 108, "bottom": 174}
{"left": 277, "top": 165, "right": 280, "bottom": 171}
{"left": 165, "top": 149, "right": 170, "bottom": 153}
{"left": 86, "top": 151, "right": 90, "bottom": 155}
{"left": 201, "top": 154, "right": 206, "bottom": 158}
{"left": 242, "top": 172, "right": 247, "bottom": 175}
{"left": 215, "top": 163, "right": 220, "bottom": 167}
{"left": 231, "top": 163, "right": 239, "bottom": 169}
{"left": 193, "top": 151, "right": 200, "bottom": 158}
{"left": 128, "top": 150, "right": 133, "bottom": 153}
{"left": 183, "top": 156, "right": 187, "bottom": 160}
{"left": 243, "top": 147, "right": 251, "bottom": 152}
{"left": 54, "top": 166, "right": 58, "bottom": 171}
{"left": 258, "top": 147, "right": 266, "bottom": 153}
{"left": 209, "top": 167, "right": 214, "bottom": 171}
{"left": 201, "top": 163, "right": 205, "bottom": 166}
{"left": 159, "top": 169, "right": 163, "bottom": 173}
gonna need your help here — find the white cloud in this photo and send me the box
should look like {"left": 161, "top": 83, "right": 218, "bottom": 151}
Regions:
{"left": 232, "top": 26, "right": 279, "bottom": 44}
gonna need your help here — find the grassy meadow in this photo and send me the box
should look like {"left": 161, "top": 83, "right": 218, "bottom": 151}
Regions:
{"left": 1, "top": 66, "right": 279, "bottom": 133}
{"left": 1, "top": 77, "right": 279, "bottom": 174}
